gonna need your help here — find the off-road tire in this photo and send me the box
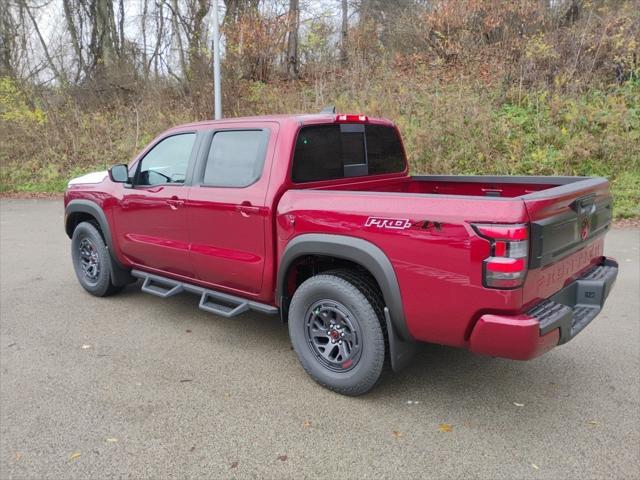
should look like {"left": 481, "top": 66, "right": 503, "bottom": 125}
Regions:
{"left": 288, "top": 269, "right": 387, "bottom": 395}
{"left": 71, "top": 221, "right": 123, "bottom": 297}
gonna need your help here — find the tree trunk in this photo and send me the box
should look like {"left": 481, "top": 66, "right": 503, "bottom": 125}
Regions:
{"left": 0, "top": 4, "right": 17, "bottom": 77}
{"left": 118, "top": 0, "right": 125, "bottom": 56}
{"left": 340, "top": 0, "right": 348, "bottom": 67}
{"left": 141, "top": 0, "right": 148, "bottom": 79}
{"left": 93, "top": 0, "right": 118, "bottom": 74}
{"left": 170, "top": 0, "right": 187, "bottom": 79}
{"left": 186, "top": 0, "right": 209, "bottom": 82}
{"left": 286, "top": 0, "right": 299, "bottom": 80}
{"left": 150, "top": 0, "right": 165, "bottom": 77}
{"left": 63, "top": 0, "right": 85, "bottom": 82}
{"left": 21, "top": 0, "right": 63, "bottom": 81}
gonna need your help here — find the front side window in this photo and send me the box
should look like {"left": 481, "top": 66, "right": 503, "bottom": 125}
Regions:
{"left": 291, "top": 124, "right": 405, "bottom": 183}
{"left": 203, "top": 130, "right": 269, "bottom": 187}
{"left": 136, "top": 133, "right": 196, "bottom": 186}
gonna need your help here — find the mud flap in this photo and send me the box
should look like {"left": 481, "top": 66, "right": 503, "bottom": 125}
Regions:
{"left": 384, "top": 307, "right": 418, "bottom": 372}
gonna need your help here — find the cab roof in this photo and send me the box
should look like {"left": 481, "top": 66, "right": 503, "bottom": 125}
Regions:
{"left": 169, "top": 113, "right": 396, "bottom": 132}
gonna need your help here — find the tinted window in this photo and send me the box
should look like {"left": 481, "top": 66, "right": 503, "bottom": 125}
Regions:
{"left": 366, "top": 124, "right": 405, "bottom": 175}
{"left": 136, "top": 133, "right": 196, "bottom": 186}
{"left": 341, "top": 132, "right": 366, "bottom": 166}
{"left": 292, "top": 125, "right": 343, "bottom": 182}
{"left": 292, "top": 124, "right": 405, "bottom": 183}
{"left": 203, "top": 130, "right": 269, "bottom": 187}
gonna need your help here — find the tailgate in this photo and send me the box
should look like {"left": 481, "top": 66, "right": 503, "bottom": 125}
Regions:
{"left": 522, "top": 177, "right": 613, "bottom": 305}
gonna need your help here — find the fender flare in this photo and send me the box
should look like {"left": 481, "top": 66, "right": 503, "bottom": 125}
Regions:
{"left": 66, "top": 199, "right": 113, "bottom": 246}
{"left": 277, "top": 233, "right": 413, "bottom": 343}
{"left": 65, "top": 199, "right": 134, "bottom": 286}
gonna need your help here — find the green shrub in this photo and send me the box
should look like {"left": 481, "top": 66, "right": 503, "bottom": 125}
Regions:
{"left": 1, "top": 76, "right": 638, "bottom": 219}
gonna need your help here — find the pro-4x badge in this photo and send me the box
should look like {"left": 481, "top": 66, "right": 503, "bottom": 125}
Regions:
{"left": 364, "top": 217, "right": 412, "bottom": 230}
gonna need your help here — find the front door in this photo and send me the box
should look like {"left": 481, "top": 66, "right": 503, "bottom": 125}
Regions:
{"left": 114, "top": 132, "right": 197, "bottom": 278}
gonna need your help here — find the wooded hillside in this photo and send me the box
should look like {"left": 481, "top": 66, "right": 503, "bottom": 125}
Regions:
{"left": 1, "top": 0, "right": 638, "bottom": 216}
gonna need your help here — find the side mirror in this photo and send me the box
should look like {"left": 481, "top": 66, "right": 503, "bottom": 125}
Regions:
{"left": 109, "top": 164, "right": 129, "bottom": 183}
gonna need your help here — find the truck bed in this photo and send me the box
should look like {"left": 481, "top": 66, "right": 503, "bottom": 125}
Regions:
{"left": 312, "top": 175, "right": 602, "bottom": 199}
{"left": 279, "top": 174, "right": 613, "bottom": 347}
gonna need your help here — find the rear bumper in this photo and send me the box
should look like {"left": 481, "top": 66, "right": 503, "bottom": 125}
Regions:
{"left": 469, "top": 257, "right": 618, "bottom": 360}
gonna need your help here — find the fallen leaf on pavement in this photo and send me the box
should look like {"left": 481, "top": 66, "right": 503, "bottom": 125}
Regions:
{"left": 588, "top": 420, "right": 598, "bottom": 426}
{"left": 513, "top": 402, "right": 525, "bottom": 407}
{"left": 277, "top": 454, "right": 288, "bottom": 461}
{"left": 15, "top": 452, "right": 22, "bottom": 461}
{"left": 69, "top": 452, "right": 81, "bottom": 461}
{"left": 438, "top": 423, "right": 453, "bottom": 433}
{"left": 531, "top": 463, "right": 540, "bottom": 470}
{"left": 391, "top": 430, "right": 404, "bottom": 439}
{"left": 303, "top": 420, "right": 312, "bottom": 428}
{"left": 230, "top": 461, "right": 238, "bottom": 469}
{"left": 186, "top": 330, "right": 192, "bottom": 333}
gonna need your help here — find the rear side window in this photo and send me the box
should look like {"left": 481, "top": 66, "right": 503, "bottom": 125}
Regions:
{"left": 136, "top": 133, "right": 196, "bottom": 186}
{"left": 365, "top": 125, "right": 405, "bottom": 175}
{"left": 203, "top": 130, "right": 269, "bottom": 187}
{"left": 292, "top": 124, "right": 405, "bottom": 183}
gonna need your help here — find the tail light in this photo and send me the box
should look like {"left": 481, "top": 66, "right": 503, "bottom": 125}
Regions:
{"left": 335, "top": 114, "right": 368, "bottom": 122}
{"left": 472, "top": 223, "right": 529, "bottom": 289}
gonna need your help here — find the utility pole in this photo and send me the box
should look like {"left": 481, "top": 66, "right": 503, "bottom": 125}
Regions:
{"left": 212, "top": 0, "right": 222, "bottom": 119}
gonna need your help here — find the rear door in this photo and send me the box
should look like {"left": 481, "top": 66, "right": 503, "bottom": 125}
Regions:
{"left": 115, "top": 132, "right": 198, "bottom": 277}
{"left": 186, "top": 123, "right": 278, "bottom": 295}
{"left": 522, "top": 178, "right": 613, "bottom": 305}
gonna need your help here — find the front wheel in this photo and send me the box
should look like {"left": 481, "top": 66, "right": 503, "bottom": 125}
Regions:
{"left": 288, "top": 271, "right": 387, "bottom": 396}
{"left": 71, "top": 221, "right": 123, "bottom": 297}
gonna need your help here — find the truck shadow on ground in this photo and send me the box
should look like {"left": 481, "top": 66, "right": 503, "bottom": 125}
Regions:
{"left": 119, "top": 281, "right": 587, "bottom": 406}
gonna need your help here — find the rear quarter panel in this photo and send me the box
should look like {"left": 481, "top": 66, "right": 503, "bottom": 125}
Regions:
{"left": 277, "top": 190, "right": 530, "bottom": 347}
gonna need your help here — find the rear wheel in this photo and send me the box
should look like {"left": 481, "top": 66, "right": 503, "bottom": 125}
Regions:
{"left": 71, "top": 222, "right": 123, "bottom": 297}
{"left": 288, "top": 270, "right": 387, "bottom": 395}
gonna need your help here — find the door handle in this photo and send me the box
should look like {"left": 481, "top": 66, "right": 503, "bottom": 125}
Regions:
{"left": 237, "top": 201, "right": 260, "bottom": 217}
{"left": 166, "top": 196, "right": 184, "bottom": 210}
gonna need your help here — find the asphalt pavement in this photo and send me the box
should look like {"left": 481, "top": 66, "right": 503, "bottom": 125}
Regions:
{"left": 1, "top": 199, "right": 639, "bottom": 479}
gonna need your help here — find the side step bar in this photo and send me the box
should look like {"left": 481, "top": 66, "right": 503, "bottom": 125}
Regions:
{"left": 131, "top": 270, "right": 278, "bottom": 318}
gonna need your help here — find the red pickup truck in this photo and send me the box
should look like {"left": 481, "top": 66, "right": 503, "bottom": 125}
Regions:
{"left": 64, "top": 111, "right": 618, "bottom": 395}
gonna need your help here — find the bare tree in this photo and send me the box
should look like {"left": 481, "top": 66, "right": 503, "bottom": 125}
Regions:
{"left": 63, "top": 0, "right": 86, "bottom": 82}
{"left": 141, "top": 0, "right": 149, "bottom": 78}
{"left": 118, "top": 0, "right": 125, "bottom": 56}
{"left": 0, "top": 3, "right": 18, "bottom": 78}
{"left": 20, "top": 0, "right": 63, "bottom": 81}
{"left": 286, "top": 0, "right": 299, "bottom": 79}
{"left": 340, "top": 0, "right": 348, "bottom": 67}
{"left": 150, "top": 0, "right": 165, "bottom": 77}
{"left": 86, "top": 0, "right": 119, "bottom": 79}
{"left": 223, "top": 0, "right": 260, "bottom": 26}
{"left": 169, "top": 0, "right": 187, "bottom": 77}
{"left": 186, "top": 0, "right": 209, "bottom": 81}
